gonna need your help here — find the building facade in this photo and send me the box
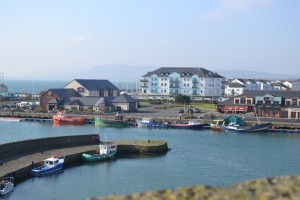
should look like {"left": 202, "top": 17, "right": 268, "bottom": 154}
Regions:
{"left": 217, "top": 90, "right": 300, "bottom": 119}
{"left": 140, "top": 67, "right": 225, "bottom": 99}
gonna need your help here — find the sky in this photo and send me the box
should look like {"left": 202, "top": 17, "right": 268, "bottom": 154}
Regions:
{"left": 0, "top": 0, "right": 300, "bottom": 80}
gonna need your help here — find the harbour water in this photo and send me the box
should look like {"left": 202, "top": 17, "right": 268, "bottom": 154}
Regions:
{"left": 1, "top": 120, "right": 300, "bottom": 200}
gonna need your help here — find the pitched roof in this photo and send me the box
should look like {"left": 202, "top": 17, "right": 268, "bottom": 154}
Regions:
{"left": 50, "top": 89, "right": 82, "bottom": 98}
{"left": 142, "top": 67, "right": 224, "bottom": 78}
{"left": 111, "top": 94, "right": 137, "bottom": 103}
{"left": 241, "top": 90, "right": 300, "bottom": 98}
{"left": 72, "top": 79, "right": 119, "bottom": 91}
{"left": 62, "top": 97, "right": 103, "bottom": 106}
{"left": 225, "top": 82, "right": 245, "bottom": 88}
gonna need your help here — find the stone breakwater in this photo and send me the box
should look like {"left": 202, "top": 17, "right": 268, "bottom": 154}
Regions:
{"left": 90, "top": 175, "right": 300, "bottom": 200}
{"left": 0, "top": 136, "right": 168, "bottom": 181}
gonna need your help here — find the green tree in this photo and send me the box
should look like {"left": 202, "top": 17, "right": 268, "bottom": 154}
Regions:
{"left": 175, "top": 94, "right": 191, "bottom": 104}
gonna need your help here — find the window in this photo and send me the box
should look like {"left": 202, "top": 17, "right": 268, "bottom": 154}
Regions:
{"left": 291, "top": 112, "right": 296, "bottom": 118}
{"left": 247, "top": 99, "right": 252, "bottom": 104}
{"left": 286, "top": 101, "right": 291, "bottom": 106}
{"left": 165, "top": 83, "right": 167, "bottom": 86}
{"left": 161, "top": 83, "right": 163, "bottom": 86}
{"left": 234, "top": 99, "right": 240, "bottom": 104}
{"left": 292, "top": 99, "right": 298, "bottom": 106}
{"left": 240, "top": 97, "right": 246, "bottom": 104}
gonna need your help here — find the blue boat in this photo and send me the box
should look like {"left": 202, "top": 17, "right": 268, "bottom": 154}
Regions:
{"left": 31, "top": 155, "right": 64, "bottom": 176}
{"left": 137, "top": 117, "right": 166, "bottom": 128}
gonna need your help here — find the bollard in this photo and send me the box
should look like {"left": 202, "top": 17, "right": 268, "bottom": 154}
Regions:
{"left": 32, "top": 161, "right": 34, "bottom": 168}
{"left": 0, "top": 162, "right": 2, "bottom": 166}
{"left": 41, "top": 150, "right": 43, "bottom": 154}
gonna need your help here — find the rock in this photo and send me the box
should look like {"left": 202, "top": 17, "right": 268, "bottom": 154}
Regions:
{"left": 90, "top": 175, "right": 300, "bottom": 200}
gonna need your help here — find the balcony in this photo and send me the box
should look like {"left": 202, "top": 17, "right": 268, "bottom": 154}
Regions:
{"left": 140, "top": 85, "right": 149, "bottom": 88}
{"left": 192, "top": 79, "right": 198, "bottom": 83}
{"left": 192, "top": 85, "right": 198, "bottom": 88}
{"left": 170, "top": 91, "right": 179, "bottom": 95}
{"left": 170, "top": 79, "right": 180, "bottom": 83}
{"left": 140, "top": 79, "right": 149, "bottom": 82}
{"left": 169, "top": 84, "right": 180, "bottom": 88}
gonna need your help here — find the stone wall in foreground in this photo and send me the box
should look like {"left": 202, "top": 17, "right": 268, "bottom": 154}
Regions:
{"left": 90, "top": 175, "right": 300, "bottom": 200}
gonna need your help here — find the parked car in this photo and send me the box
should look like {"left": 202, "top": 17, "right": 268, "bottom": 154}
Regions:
{"left": 188, "top": 109, "right": 193, "bottom": 114}
{"left": 178, "top": 108, "right": 184, "bottom": 113}
{"left": 193, "top": 108, "right": 200, "bottom": 113}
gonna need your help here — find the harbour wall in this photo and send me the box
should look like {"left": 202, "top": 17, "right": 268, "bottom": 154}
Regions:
{"left": 0, "top": 136, "right": 168, "bottom": 181}
{"left": 0, "top": 134, "right": 99, "bottom": 162}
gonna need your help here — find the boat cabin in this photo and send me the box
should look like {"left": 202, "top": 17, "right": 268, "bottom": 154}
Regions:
{"left": 141, "top": 118, "right": 153, "bottom": 123}
{"left": 44, "top": 156, "right": 60, "bottom": 168}
{"left": 99, "top": 143, "right": 117, "bottom": 155}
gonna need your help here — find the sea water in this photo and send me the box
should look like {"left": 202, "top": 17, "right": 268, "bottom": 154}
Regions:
{"left": 1, "top": 121, "right": 300, "bottom": 200}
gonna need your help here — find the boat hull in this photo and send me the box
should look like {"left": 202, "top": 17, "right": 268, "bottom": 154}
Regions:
{"left": 53, "top": 116, "right": 85, "bottom": 125}
{"left": 167, "top": 124, "right": 204, "bottom": 129}
{"left": 95, "top": 118, "right": 127, "bottom": 127}
{"left": 224, "top": 123, "right": 271, "bottom": 133}
{"left": 82, "top": 151, "right": 117, "bottom": 162}
{"left": 137, "top": 121, "right": 165, "bottom": 128}
{"left": 31, "top": 163, "right": 64, "bottom": 176}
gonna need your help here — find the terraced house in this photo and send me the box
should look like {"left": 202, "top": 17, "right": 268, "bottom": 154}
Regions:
{"left": 140, "top": 67, "right": 225, "bottom": 99}
{"left": 217, "top": 90, "right": 300, "bottom": 119}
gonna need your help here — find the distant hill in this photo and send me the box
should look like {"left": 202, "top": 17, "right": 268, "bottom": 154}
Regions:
{"left": 72, "top": 64, "right": 158, "bottom": 80}
{"left": 214, "top": 69, "right": 299, "bottom": 80}
{"left": 7, "top": 65, "right": 298, "bottom": 81}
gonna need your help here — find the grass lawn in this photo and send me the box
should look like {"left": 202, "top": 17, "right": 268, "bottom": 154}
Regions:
{"left": 194, "top": 103, "right": 216, "bottom": 110}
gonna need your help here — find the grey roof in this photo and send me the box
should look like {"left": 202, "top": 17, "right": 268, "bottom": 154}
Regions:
{"left": 70, "top": 79, "right": 119, "bottom": 91}
{"left": 62, "top": 97, "right": 104, "bottom": 106}
{"left": 240, "top": 90, "right": 300, "bottom": 98}
{"left": 142, "top": 67, "right": 224, "bottom": 78}
{"left": 111, "top": 94, "right": 137, "bottom": 103}
{"left": 49, "top": 89, "right": 82, "bottom": 98}
{"left": 225, "top": 82, "right": 245, "bottom": 88}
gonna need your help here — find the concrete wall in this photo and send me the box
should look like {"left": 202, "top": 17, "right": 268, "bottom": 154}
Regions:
{"left": 0, "top": 134, "right": 99, "bottom": 162}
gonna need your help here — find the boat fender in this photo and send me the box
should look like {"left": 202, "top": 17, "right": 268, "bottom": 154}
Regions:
{"left": 52, "top": 155, "right": 57, "bottom": 158}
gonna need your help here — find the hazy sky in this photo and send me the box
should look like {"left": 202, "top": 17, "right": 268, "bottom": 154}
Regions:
{"left": 1, "top": 0, "right": 299, "bottom": 79}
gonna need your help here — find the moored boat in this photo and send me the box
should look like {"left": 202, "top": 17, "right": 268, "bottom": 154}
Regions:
{"left": 224, "top": 122, "right": 271, "bottom": 133}
{"left": 210, "top": 120, "right": 225, "bottom": 131}
{"left": 0, "top": 177, "right": 14, "bottom": 196}
{"left": 31, "top": 155, "right": 65, "bottom": 176}
{"left": 52, "top": 110, "right": 85, "bottom": 125}
{"left": 167, "top": 120, "right": 204, "bottom": 129}
{"left": 137, "top": 117, "right": 165, "bottom": 128}
{"left": 82, "top": 142, "right": 117, "bottom": 162}
{"left": 95, "top": 113, "right": 127, "bottom": 127}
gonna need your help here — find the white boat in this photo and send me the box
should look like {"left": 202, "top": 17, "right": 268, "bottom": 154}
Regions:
{"left": 0, "top": 177, "right": 14, "bottom": 196}
{"left": 31, "top": 155, "right": 65, "bottom": 176}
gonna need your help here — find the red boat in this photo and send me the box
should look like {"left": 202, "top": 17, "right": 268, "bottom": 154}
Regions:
{"left": 52, "top": 110, "right": 85, "bottom": 125}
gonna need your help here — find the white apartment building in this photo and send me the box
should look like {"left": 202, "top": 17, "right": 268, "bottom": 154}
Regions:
{"left": 140, "top": 67, "right": 225, "bottom": 99}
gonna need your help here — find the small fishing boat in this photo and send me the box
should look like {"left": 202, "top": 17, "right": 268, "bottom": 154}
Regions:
{"left": 52, "top": 110, "right": 85, "bottom": 125}
{"left": 0, "top": 177, "right": 14, "bottom": 196}
{"left": 167, "top": 120, "right": 204, "bottom": 129}
{"left": 82, "top": 142, "right": 117, "bottom": 162}
{"left": 95, "top": 113, "right": 128, "bottom": 127}
{"left": 210, "top": 120, "right": 225, "bottom": 131}
{"left": 31, "top": 155, "right": 65, "bottom": 176}
{"left": 224, "top": 122, "right": 272, "bottom": 133}
{"left": 137, "top": 117, "right": 165, "bottom": 128}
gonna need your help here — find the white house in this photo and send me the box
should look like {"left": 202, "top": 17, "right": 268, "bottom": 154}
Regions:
{"left": 140, "top": 67, "right": 225, "bottom": 99}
